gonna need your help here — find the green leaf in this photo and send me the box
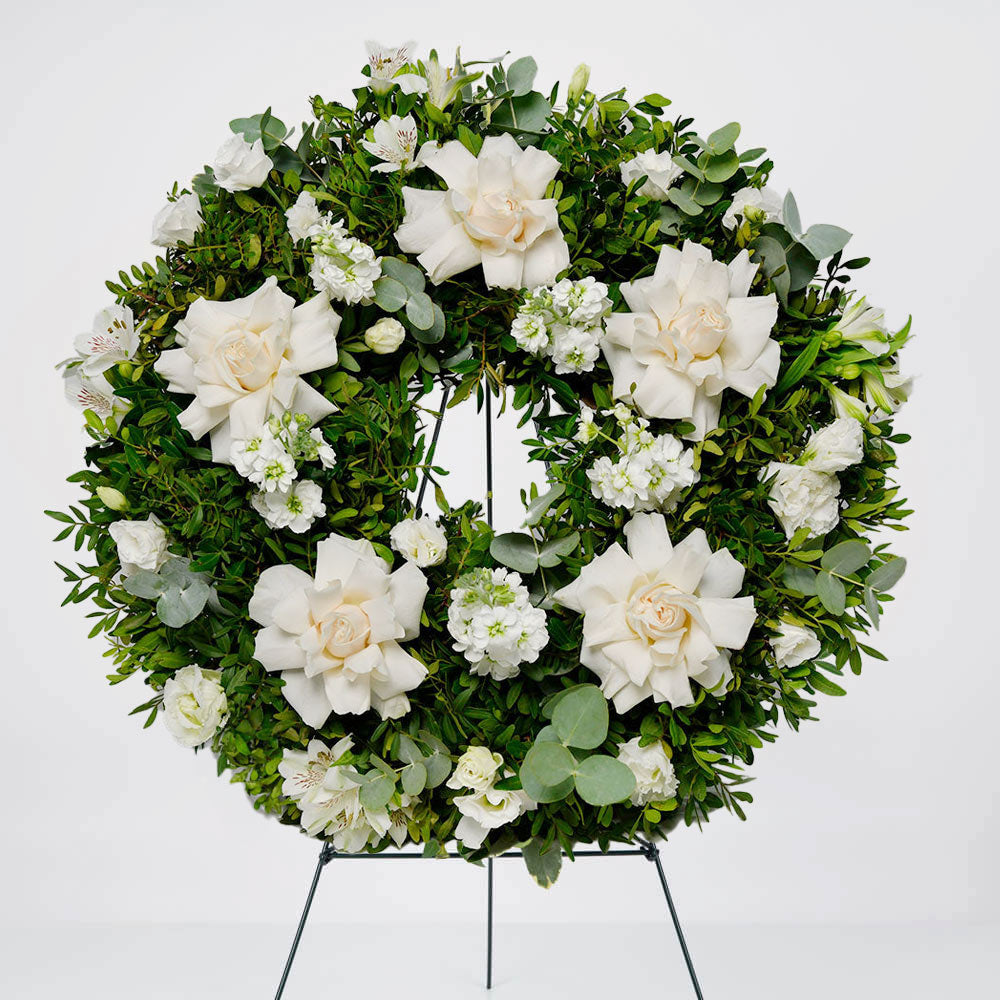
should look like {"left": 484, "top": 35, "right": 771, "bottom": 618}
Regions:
{"left": 122, "top": 570, "right": 164, "bottom": 600}
{"left": 536, "top": 531, "right": 579, "bottom": 567}
{"left": 706, "top": 121, "right": 740, "bottom": 154}
{"left": 373, "top": 276, "right": 408, "bottom": 312}
{"left": 396, "top": 733, "right": 422, "bottom": 765}
{"left": 574, "top": 755, "right": 636, "bottom": 806}
{"left": 800, "top": 224, "right": 852, "bottom": 260}
{"left": 492, "top": 92, "right": 552, "bottom": 135}
{"left": 490, "top": 532, "right": 538, "bottom": 573}
{"left": 522, "top": 839, "right": 562, "bottom": 888}
{"left": 774, "top": 331, "right": 825, "bottom": 395}
{"left": 551, "top": 685, "right": 609, "bottom": 750}
{"left": 229, "top": 109, "right": 289, "bottom": 151}
{"left": 523, "top": 483, "right": 566, "bottom": 527}
{"left": 380, "top": 257, "right": 425, "bottom": 294}
{"left": 783, "top": 564, "right": 818, "bottom": 596}
{"left": 411, "top": 303, "right": 445, "bottom": 345}
{"left": 156, "top": 581, "right": 210, "bottom": 627}
{"left": 821, "top": 540, "right": 872, "bottom": 576}
{"left": 401, "top": 761, "right": 427, "bottom": 796}
{"left": 863, "top": 586, "right": 881, "bottom": 629}
{"left": 506, "top": 56, "right": 538, "bottom": 96}
{"left": 666, "top": 186, "right": 703, "bottom": 216}
{"left": 783, "top": 191, "right": 802, "bottom": 237}
{"left": 866, "top": 558, "right": 907, "bottom": 592}
{"left": 405, "top": 291, "right": 436, "bottom": 330}
{"left": 359, "top": 772, "right": 396, "bottom": 810}
{"left": 703, "top": 150, "right": 740, "bottom": 182}
{"left": 816, "top": 571, "right": 847, "bottom": 615}
{"left": 520, "top": 743, "right": 576, "bottom": 802}
{"left": 424, "top": 753, "right": 452, "bottom": 789}
{"left": 810, "top": 672, "right": 847, "bottom": 697}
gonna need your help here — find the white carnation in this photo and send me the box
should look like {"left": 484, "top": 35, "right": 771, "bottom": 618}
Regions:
{"left": 765, "top": 462, "right": 841, "bottom": 539}
{"left": 800, "top": 418, "right": 865, "bottom": 474}
{"left": 285, "top": 191, "right": 323, "bottom": 242}
{"left": 109, "top": 514, "right": 169, "bottom": 576}
{"left": 769, "top": 620, "right": 821, "bottom": 668}
{"left": 619, "top": 149, "right": 681, "bottom": 200}
{"left": 151, "top": 192, "right": 203, "bottom": 248}
{"left": 617, "top": 738, "right": 678, "bottom": 806}
{"left": 390, "top": 515, "right": 448, "bottom": 567}
{"left": 251, "top": 480, "right": 326, "bottom": 533}
{"left": 213, "top": 133, "right": 273, "bottom": 192}
{"left": 162, "top": 665, "right": 227, "bottom": 748}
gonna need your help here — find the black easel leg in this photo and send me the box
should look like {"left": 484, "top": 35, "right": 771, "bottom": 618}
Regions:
{"left": 639, "top": 840, "right": 705, "bottom": 999}
{"left": 486, "top": 857, "right": 495, "bottom": 989}
{"left": 275, "top": 844, "right": 334, "bottom": 1000}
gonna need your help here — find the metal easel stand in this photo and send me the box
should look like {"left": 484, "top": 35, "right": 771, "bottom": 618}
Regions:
{"left": 274, "top": 387, "right": 704, "bottom": 997}
{"left": 273, "top": 838, "right": 705, "bottom": 998}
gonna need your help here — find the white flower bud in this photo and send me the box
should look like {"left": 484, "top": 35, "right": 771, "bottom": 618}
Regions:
{"left": 364, "top": 317, "right": 407, "bottom": 354}
{"left": 568, "top": 63, "right": 591, "bottom": 103}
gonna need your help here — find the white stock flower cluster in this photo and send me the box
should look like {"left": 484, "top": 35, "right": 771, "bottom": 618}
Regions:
{"left": 447, "top": 568, "right": 548, "bottom": 680}
{"left": 285, "top": 192, "right": 383, "bottom": 305}
{"left": 511, "top": 277, "right": 611, "bottom": 375}
{"left": 230, "top": 412, "right": 334, "bottom": 533}
{"left": 765, "top": 417, "right": 865, "bottom": 539}
{"left": 583, "top": 404, "right": 699, "bottom": 513}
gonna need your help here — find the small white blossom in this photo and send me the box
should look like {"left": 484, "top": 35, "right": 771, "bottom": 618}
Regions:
{"left": 511, "top": 312, "right": 550, "bottom": 355}
{"left": 828, "top": 384, "right": 869, "bottom": 423}
{"left": 390, "top": 515, "right": 448, "bottom": 567}
{"left": 863, "top": 364, "right": 913, "bottom": 420}
{"left": 257, "top": 449, "right": 297, "bottom": 493}
{"left": 573, "top": 403, "right": 599, "bottom": 444}
{"left": 213, "top": 134, "right": 273, "bottom": 192}
{"left": 617, "top": 738, "right": 678, "bottom": 806}
{"left": 309, "top": 218, "right": 382, "bottom": 305}
{"left": 251, "top": 480, "right": 326, "bottom": 533}
{"left": 551, "top": 325, "right": 601, "bottom": 374}
{"left": 363, "top": 40, "right": 428, "bottom": 95}
{"left": 635, "top": 435, "right": 699, "bottom": 512}
{"left": 722, "top": 186, "right": 783, "bottom": 231}
{"left": 769, "top": 620, "right": 821, "bottom": 668}
{"left": 361, "top": 114, "right": 419, "bottom": 173}
{"left": 619, "top": 149, "right": 681, "bottom": 200}
{"left": 162, "top": 665, "right": 227, "bottom": 748}
{"left": 549, "top": 277, "right": 611, "bottom": 326}
{"left": 364, "top": 317, "right": 406, "bottom": 354}
{"left": 285, "top": 191, "right": 323, "bottom": 242}
{"left": 309, "top": 428, "right": 337, "bottom": 469}
{"left": 587, "top": 455, "right": 651, "bottom": 510}
{"left": 454, "top": 785, "right": 532, "bottom": 849}
{"left": 764, "top": 462, "right": 841, "bottom": 539}
{"left": 73, "top": 304, "right": 138, "bottom": 375}
{"left": 109, "top": 514, "right": 169, "bottom": 577}
{"left": 800, "top": 418, "right": 865, "bottom": 474}
{"left": 152, "top": 192, "right": 203, "bottom": 248}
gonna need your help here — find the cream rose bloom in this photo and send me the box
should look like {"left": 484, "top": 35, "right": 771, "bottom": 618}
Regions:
{"left": 446, "top": 746, "right": 503, "bottom": 794}
{"left": 154, "top": 277, "right": 339, "bottom": 463}
{"left": 619, "top": 149, "right": 681, "bottom": 201}
{"left": 617, "top": 737, "right": 678, "bottom": 806}
{"left": 248, "top": 533, "right": 430, "bottom": 726}
{"left": 553, "top": 512, "right": 756, "bottom": 711}
{"left": 151, "top": 192, "right": 203, "bottom": 248}
{"left": 769, "top": 619, "right": 821, "bottom": 668}
{"left": 212, "top": 134, "right": 273, "bottom": 192}
{"left": 109, "top": 514, "right": 169, "bottom": 576}
{"left": 389, "top": 515, "right": 447, "bottom": 567}
{"left": 364, "top": 317, "right": 406, "bottom": 354}
{"left": 601, "top": 240, "right": 780, "bottom": 440}
{"left": 395, "top": 134, "right": 569, "bottom": 289}
{"left": 161, "top": 665, "right": 227, "bottom": 748}
{"left": 764, "top": 462, "right": 841, "bottom": 539}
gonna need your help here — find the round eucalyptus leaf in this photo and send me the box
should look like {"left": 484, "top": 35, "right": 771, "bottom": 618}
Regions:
{"left": 405, "top": 291, "right": 436, "bottom": 330}
{"left": 574, "top": 755, "right": 636, "bottom": 806}
{"left": 372, "top": 276, "right": 408, "bottom": 313}
{"left": 551, "top": 685, "right": 609, "bottom": 750}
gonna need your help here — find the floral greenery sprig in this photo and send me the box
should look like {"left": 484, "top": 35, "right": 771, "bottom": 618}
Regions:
{"left": 49, "top": 42, "right": 910, "bottom": 886}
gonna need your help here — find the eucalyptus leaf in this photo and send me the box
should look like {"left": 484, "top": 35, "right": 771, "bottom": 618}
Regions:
{"left": 506, "top": 56, "right": 538, "bottom": 97}
{"left": 405, "top": 291, "right": 436, "bottom": 330}
{"left": 523, "top": 483, "right": 566, "bottom": 527}
{"left": 816, "top": 571, "right": 847, "bottom": 616}
{"left": 864, "top": 586, "right": 881, "bottom": 629}
{"left": 122, "top": 570, "right": 164, "bottom": 600}
{"left": 380, "top": 257, "right": 425, "bottom": 294}
{"left": 866, "top": 558, "right": 907, "bottom": 592}
{"left": 821, "top": 539, "right": 872, "bottom": 576}
{"left": 359, "top": 772, "right": 396, "bottom": 810}
{"left": 551, "top": 685, "right": 609, "bottom": 750}
{"left": 423, "top": 753, "right": 452, "bottom": 789}
{"left": 706, "top": 121, "right": 740, "bottom": 153}
{"left": 800, "top": 224, "right": 852, "bottom": 260}
{"left": 401, "top": 761, "right": 427, "bottom": 796}
{"left": 703, "top": 150, "right": 740, "bottom": 182}
{"left": 522, "top": 839, "right": 562, "bottom": 888}
{"left": 490, "top": 531, "right": 538, "bottom": 573}
{"left": 783, "top": 191, "right": 802, "bottom": 237}
{"left": 574, "top": 755, "right": 636, "bottom": 806}
{"left": 783, "top": 564, "right": 819, "bottom": 596}
{"left": 373, "top": 276, "right": 408, "bottom": 313}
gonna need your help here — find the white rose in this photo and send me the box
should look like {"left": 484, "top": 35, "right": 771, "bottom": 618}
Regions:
{"left": 764, "top": 462, "right": 841, "bottom": 539}
{"left": 617, "top": 738, "right": 678, "bottom": 806}
{"left": 161, "top": 665, "right": 227, "bottom": 748}
{"left": 619, "top": 149, "right": 681, "bottom": 201}
{"left": 389, "top": 515, "right": 447, "bottom": 567}
{"left": 446, "top": 746, "right": 503, "bottom": 793}
{"left": 769, "top": 620, "right": 821, "bottom": 668}
{"left": 364, "top": 317, "right": 406, "bottom": 354}
{"left": 722, "top": 185, "right": 783, "bottom": 231}
{"left": 453, "top": 787, "right": 531, "bottom": 849}
{"left": 213, "top": 134, "right": 274, "bottom": 192}
{"left": 151, "top": 192, "right": 203, "bottom": 248}
{"left": 109, "top": 515, "right": 169, "bottom": 576}
{"left": 800, "top": 418, "right": 864, "bottom": 473}
{"left": 285, "top": 191, "right": 322, "bottom": 242}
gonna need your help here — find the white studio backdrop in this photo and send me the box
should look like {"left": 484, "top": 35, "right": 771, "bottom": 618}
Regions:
{"left": 1, "top": 0, "right": 997, "bottom": 939}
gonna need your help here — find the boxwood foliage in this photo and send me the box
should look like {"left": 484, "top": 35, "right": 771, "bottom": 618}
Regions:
{"left": 50, "top": 49, "right": 910, "bottom": 873}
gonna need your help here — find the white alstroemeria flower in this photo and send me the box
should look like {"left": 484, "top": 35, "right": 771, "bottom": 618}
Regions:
{"left": 863, "top": 364, "right": 913, "bottom": 420}
{"left": 800, "top": 418, "right": 865, "bottom": 474}
{"left": 363, "top": 40, "right": 427, "bottom": 95}
{"left": 601, "top": 240, "right": 780, "bottom": 440}
{"left": 617, "top": 738, "right": 678, "bottom": 806}
{"left": 553, "top": 512, "right": 756, "bottom": 711}
{"left": 213, "top": 134, "right": 273, "bottom": 192}
{"left": 828, "top": 384, "right": 869, "bottom": 423}
{"left": 361, "top": 115, "right": 419, "bottom": 174}
{"left": 764, "top": 462, "right": 841, "bottom": 539}
{"left": 161, "top": 665, "right": 228, "bottom": 748}
{"left": 109, "top": 514, "right": 169, "bottom": 576}
{"left": 154, "top": 277, "right": 340, "bottom": 463}
{"left": 63, "top": 371, "right": 130, "bottom": 421}
{"left": 619, "top": 149, "right": 681, "bottom": 201}
{"left": 769, "top": 619, "right": 821, "bottom": 668}
{"left": 446, "top": 746, "right": 503, "bottom": 793}
{"left": 248, "top": 533, "right": 430, "bottom": 725}
{"left": 722, "top": 186, "right": 783, "bottom": 231}
{"left": 285, "top": 191, "right": 323, "bottom": 242}
{"left": 395, "top": 135, "right": 569, "bottom": 289}
{"left": 73, "top": 304, "right": 138, "bottom": 375}
{"left": 152, "top": 192, "right": 203, "bottom": 248}
{"left": 454, "top": 786, "right": 532, "bottom": 849}
{"left": 251, "top": 480, "right": 326, "bottom": 534}
{"left": 389, "top": 515, "right": 448, "bottom": 567}
{"left": 364, "top": 317, "right": 406, "bottom": 354}
{"left": 829, "top": 297, "right": 892, "bottom": 356}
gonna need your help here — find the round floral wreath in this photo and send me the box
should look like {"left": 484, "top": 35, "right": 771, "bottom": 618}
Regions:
{"left": 53, "top": 42, "right": 911, "bottom": 884}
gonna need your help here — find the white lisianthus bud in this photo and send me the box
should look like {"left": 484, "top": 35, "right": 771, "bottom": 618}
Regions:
{"left": 769, "top": 619, "right": 821, "bottom": 668}
{"left": 568, "top": 63, "right": 591, "bottom": 103}
{"left": 617, "top": 738, "right": 678, "bottom": 806}
{"left": 212, "top": 134, "right": 273, "bottom": 192}
{"left": 96, "top": 486, "right": 128, "bottom": 511}
{"left": 390, "top": 515, "right": 448, "bottom": 567}
{"left": 109, "top": 515, "right": 169, "bottom": 576}
{"left": 446, "top": 746, "right": 503, "bottom": 793}
{"left": 151, "top": 192, "right": 203, "bottom": 248}
{"left": 162, "top": 665, "right": 228, "bottom": 748}
{"left": 800, "top": 418, "right": 865, "bottom": 474}
{"left": 364, "top": 317, "right": 406, "bottom": 354}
